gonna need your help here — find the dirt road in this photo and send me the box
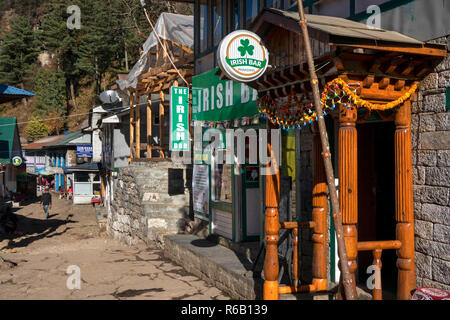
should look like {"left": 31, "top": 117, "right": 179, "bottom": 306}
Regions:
{"left": 0, "top": 194, "right": 229, "bottom": 300}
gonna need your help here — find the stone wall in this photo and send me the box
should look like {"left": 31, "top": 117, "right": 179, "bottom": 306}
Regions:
{"left": 107, "top": 161, "right": 191, "bottom": 246}
{"left": 412, "top": 36, "right": 450, "bottom": 290}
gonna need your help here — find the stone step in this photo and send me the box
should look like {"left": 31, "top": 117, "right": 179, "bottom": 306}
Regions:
{"left": 163, "top": 234, "right": 263, "bottom": 299}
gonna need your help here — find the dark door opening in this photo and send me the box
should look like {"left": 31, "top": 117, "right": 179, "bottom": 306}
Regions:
{"left": 356, "top": 121, "right": 397, "bottom": 297}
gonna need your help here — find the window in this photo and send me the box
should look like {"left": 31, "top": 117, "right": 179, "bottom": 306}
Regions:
{"left": 199, "top": 0, "right": 209, "bottom": 53}
{"left": 266, "top": 0, "right": 283, "bottom": 9}
{"left": 213, "top": 0, "right": 223, "bottom": 46}
{"left": 245, "top": 0, "right": 260, "bottom": 27}
{"left": 212, "top": 164, "right": 232, "bottom": 203}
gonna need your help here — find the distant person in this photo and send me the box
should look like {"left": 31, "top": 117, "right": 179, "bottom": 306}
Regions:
{"left": 41, "top": 187, "right": 52, "bottom": 219}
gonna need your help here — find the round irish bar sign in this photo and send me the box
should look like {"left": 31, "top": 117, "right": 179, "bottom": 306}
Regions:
{"left": 217, "top": 30, "right": 269, "bottom": 83}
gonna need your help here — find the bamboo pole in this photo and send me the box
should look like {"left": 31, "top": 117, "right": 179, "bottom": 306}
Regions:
{"left": 297, "top": 2, "right": 355, "bottom": 300}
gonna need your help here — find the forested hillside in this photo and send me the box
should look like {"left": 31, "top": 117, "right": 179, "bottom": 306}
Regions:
{"left": 0, "top": 0, "right": 192, "bottom": 140}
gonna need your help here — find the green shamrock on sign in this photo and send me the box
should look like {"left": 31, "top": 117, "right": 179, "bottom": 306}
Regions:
{"left": 237, "top": 38, "right": 254, "bottom": 57}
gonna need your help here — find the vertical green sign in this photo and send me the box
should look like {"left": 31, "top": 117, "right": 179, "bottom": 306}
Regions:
{"left": 170, "top": 86, "right": 190, "bottom": 151}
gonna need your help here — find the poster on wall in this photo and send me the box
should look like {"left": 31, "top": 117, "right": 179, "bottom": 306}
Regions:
{"left": 76, "top": 145, "right": 93, "bottom": 157}
{"left": 193, "top": 164, "right": 209, "bottom": 218}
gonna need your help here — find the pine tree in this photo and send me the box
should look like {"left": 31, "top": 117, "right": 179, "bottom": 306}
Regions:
{"left": 0, "top": 16, "right": 40, "bottom": 86}
{"left": 33, "top": 68, "right": 66, "bottom": 116}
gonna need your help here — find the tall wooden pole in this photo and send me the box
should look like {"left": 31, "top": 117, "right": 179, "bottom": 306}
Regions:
{"left": 297, "top": 2, "right": 355, "bottom": 300}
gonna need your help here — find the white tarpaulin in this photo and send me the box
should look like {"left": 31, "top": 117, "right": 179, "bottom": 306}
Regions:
{"left": 117, "top": 12, "right": 193, "bottom": 91}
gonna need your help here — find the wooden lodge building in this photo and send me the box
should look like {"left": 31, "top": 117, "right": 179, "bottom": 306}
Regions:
{"left": 104, "top": 0, "right": 449, "bottom": 300}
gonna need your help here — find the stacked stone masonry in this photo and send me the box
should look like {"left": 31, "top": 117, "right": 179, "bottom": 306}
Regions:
{"left": 413, "top": 36, "right": 450, "bottom": 290}
{"left": 107, "top": 161, "right": 191, "bottom": 246}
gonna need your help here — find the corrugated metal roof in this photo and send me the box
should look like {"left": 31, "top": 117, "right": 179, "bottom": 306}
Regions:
{"left": 0, "top": 84, "right": 35, "bottom": 103}
{"left": 267, "top": 8, "right": 423, "bottom": 45}
{"left": 23, "top": 135, "right": 67, "bottom": 150}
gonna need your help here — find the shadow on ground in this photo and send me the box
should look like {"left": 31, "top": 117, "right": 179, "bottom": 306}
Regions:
{"left": 0, "top": 211, "right": 76, "bottom": 250}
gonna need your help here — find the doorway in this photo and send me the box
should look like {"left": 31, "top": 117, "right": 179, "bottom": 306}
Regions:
{"left": 357, "top": 121, "right": 397, "bottom": 296}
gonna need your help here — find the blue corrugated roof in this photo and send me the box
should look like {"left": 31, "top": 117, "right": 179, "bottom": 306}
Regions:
{"left": 0, "top": 84, "right": 35, "bottom": 96}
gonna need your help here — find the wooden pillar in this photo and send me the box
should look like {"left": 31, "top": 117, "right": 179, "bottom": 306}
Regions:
{"left": 263, "top": 123, "right": 281, "bottom": 300}
{"left": 136, "top": 93, "right": 141, "bottom": 159}
{"left": 147, "top": 96, "right": 152, "bottom": 158}
{"left": 394, "top": 99, "right": 415, "bottom": 300}
{"left": 129, "top": 91, "right": 135, "bottom": 159}
{"left": 312, "top": 123, "right": 327, "bottom": 291}
{"left": 159, "top": 91, "right": 165, "bottom": 158}
{"left": 338, "top": 104, "right": 358, "bottom": 298}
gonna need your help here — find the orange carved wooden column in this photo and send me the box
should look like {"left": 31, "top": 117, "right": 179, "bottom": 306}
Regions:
{"left": 263, "top": 122, "right": 281, "bottom": 300}
{"left": 312, "top": 123, "right": 327, "bottom": 291}
{"left": 338, "top": 104, "right": 358, "bottom": 298}
{"left": 394, "top": 99, "right": 415, "bottom": 300}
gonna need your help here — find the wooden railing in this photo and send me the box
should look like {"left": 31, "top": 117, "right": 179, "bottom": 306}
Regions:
{"left": 357, "top": 240, "right": 402, "bottom": 300}
{"left": 277, "top": 220, "right": 322, "bottom": 295}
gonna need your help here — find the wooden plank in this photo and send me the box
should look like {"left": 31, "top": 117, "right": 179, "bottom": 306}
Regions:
{"left": 335, "top": 43, "right": 447, "bottom": 57}
{"left": 147, "top": 95, "right": 152, "bottom": 159}
{"left": 129, "top": 91, "right": 135, "bottom": 159}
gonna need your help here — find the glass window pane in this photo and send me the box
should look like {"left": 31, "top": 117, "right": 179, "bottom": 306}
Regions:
{"left": 234, "top": 0, "right": 240, "bottom": 30}
{"left": 212, "top": 164, "right": 232, "bottom": 203}
{"left": 74, "top": 183, "right": 91, "bottom": 195}
{"left": 266, "top": 0, "right": 283, "bottom": 9}
{"left": 200, "top": 0, "right": 208, "bottom": 52}
{"left": 246, "top": 0, "right": 259, "bottom": 27}
{"left": 213, "top": 0, "right": 223, "bottom": 46}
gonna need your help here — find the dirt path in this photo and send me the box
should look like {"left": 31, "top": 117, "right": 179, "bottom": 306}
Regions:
{"left": 0, "top": 194, "right": 229, "bottom": 300}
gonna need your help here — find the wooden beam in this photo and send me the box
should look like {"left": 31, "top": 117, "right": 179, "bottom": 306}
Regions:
{"left": 360, "top": 86, "right": 405, "bottom": 101}
{"left": 129, "top": 91, "right": 135, "bottom": 159}
{"left": 378, "top": 77, "right": 390, "bottom": 89}
{"left": 369, "top": 59, "right": 381, "bottom": 73}
{"left": 394, "top": 80, "right": 406, "bottom": 91}
{"left": 159, "top": 91, "right": 165, "bottom": 158}
{"left": 335, "top": 43, "right": 447, "bottom": 57}
{"left": 136, "top": 94, "right": 141, "bottom": 158}
{"left": 362, "top": 75, "right": 374, "bottom": 88}
{"left": 147, "top": 95, "right": 152, "bottom": 159}
{"left": 400, "top": 62, "right": 415, "bottom": 76}
{"left": 384, "top": 59, "right": 399, "bottom": 74}
{"left": 333, "top": 57, "right": 345, "bottom": 71}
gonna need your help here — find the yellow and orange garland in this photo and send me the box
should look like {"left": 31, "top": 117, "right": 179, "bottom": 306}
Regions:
{"left": 258, "top": 77, "right": 418, "bottom": 129}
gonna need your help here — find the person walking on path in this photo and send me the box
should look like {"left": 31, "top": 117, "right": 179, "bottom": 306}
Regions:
{"left": 41, "top": 187, "right": 52, "bottom": 219}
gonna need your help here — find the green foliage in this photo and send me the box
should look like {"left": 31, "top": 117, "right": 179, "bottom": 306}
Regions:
{"left": 0, "top": 16, "right": 41, "bottom": 85}
{"left": 33, "top": 68, "right": 66, "bottom": 115}
{"left": 25, "top": 116, "right": 49, "bottom": 141}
